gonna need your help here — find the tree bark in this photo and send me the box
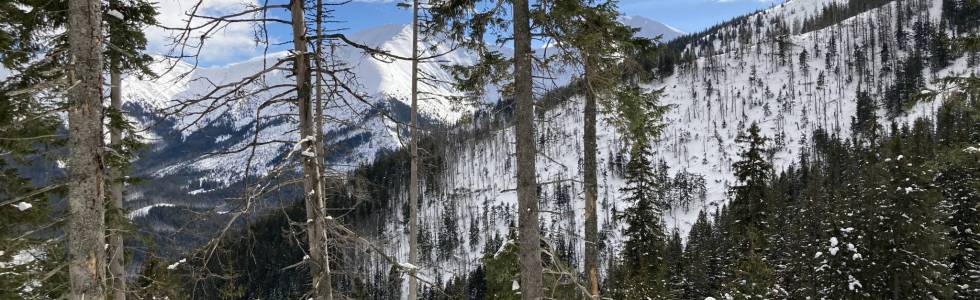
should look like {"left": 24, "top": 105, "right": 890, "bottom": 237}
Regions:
{"left": 291, "top": 0, "right": 331, "bottom": 298}
{"left": 108, "top": 66, "right": 127, "bottom": 300}
{"left": 408, "top": 0, "right": 421, "bottom": 299}
{"left": 66, "top": 0, "right": 107, "bottom": 297}
{"left": 583, "top": 53, "right": 600, "bottom": 299}
{"left": 311, "top": 0, "right": 333, "bottom": 298}
{"left": 513, "top": 0, "right": 545, "bottom": 298}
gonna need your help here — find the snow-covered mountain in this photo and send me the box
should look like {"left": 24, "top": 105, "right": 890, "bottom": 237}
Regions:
{"left": 621, "top": 15, "right": 686, "bottom": 41}
{"left": 351, "top": 0, "right": 978, "bottom": 286}
{"left": 124, "top": 0, "right": 977, "bottom": 288}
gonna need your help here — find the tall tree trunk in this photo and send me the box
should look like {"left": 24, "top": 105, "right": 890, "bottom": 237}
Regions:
{"left": 291, "top": 0, "right": 330, "bottom": 299}
{"left": 67, "top": 0, "right": 106, "bottom": 297}
{"left": 583, "top": 54, "right": 600, "bottom": 299}
{"left": 312, "top": 0, "right": 333, "bottom": 297}
{"left": 513, "top": 0, "right": 545, "bottom": 298}
{"left": 108, "top": 66, "right": 127, "bottom": 300}
{"left": 408, "top": 0, "right": 421, "bottom": 299}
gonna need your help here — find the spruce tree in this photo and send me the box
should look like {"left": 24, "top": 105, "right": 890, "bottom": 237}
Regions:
{"left": 605, "top": 82, "right": 668, "bottom": 298}
{"left": 613, "top": 138, "right": 669, "bottom": 299}
{"left": 665, "top": 229, "right": 685, "bottom": 297}
{"left": 937, "top": 149, "right": 979, "bottom": 300}
{"left": 861, "top": 125, "right": 950, "bottom": 299}
{"left": 726, "top": 122, "right": 776, "bottom": 299}
{"left": 729, "top": 122, "right": 772, "bottom": 243}
{"left": 683, "top": 211, "right": 716, "bottom": 299}
{"left": 934, "top": 88, "right": 980, "bottom": 299}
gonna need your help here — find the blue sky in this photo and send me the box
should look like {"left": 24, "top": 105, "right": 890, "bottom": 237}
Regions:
{"left": 619, "top": 0, "right": 783, "bottom": 33}
{"left": 333, "top": 0, "right": 784, "bottom": 34}
{"left": 151, "top": 0, "right": 784, "bottom": 66}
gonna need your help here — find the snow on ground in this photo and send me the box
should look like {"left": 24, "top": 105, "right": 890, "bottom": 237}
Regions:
{"left": 370, "top": 0, "right": 976, "bottom": 286}
{"left": 128, "top": 203, "right": 176, "bottom": 219}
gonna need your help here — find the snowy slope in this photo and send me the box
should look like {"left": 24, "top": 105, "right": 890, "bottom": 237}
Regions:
{"left": 621, "top": 15, "right": 686, "bottom": 41}
{"left": 363, "top": 0, "right": 978, "bottom": 287}
{"left": 122, "top": 24, "right": 481, "bottom": 191}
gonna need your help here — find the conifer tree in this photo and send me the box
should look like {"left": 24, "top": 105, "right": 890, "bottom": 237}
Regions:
{"left": 105, "top": 1, "right": 157, "bottom": 298}
{"left": 608, "top": 84, "right": 669, "bottom": 299}
{"left": 860, "top": 125, "right": 950, "bottom": 299}
{"left": 729, "top": 122, "right": 772, "bottom": 243}
{"left": 934, "top": 88, "right": 980, "bottom": 299}
{"left": 534, "top": 1, "right": 658, "bottom": 296}
{"left": 665, "top": 229, "right": 685, "bottom": 297}
{"left": 429, "top": 0, "right": 547, "bottom": 296}
{"left": 683, "top": 211, "right": 716, "bottom": 299}
{"left": 0, "top": 2, "right": 68, "bottom": 296}
{"left": 612, "top": 137, "right": 668, "bottom": 299}
{"left": 725, "top": 122, "right": 776, "bottom": 299}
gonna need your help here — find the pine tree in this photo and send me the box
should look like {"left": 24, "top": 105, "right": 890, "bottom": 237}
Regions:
{"left": 607, "top": 83, "right": 670, "bottom": 298}
{"left": 937, "top": 149, "right": 979, "bottom": 300}
{"left": 852, "top": 91, "right": 879, "bottom": 138}
{"left": 611, "top": 139, "right": 669, "bottom": 299}
{"left": 860, "top": 125, "right": 951, "bottom": 299}
{"left": 725, "top": 122, "right": 776, "bottom": 299}
{"left": 105, "top": 1, "right": 157, "bottom": 298}
{"left": 683, "top": 211, "right": 716, "bottom": 299}
{"left": 934, "top": 89, "right": 980, "bottom": 299}
{"left": 729, "top": 122, "right": 772, "bottom": 243}
{"left": 665, "top": 229, "right": 685, "bottom": 297}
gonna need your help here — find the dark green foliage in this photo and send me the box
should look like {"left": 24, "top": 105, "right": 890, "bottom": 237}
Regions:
{"left": 105, "top": 0, "right": 157, "bottom": 76}
{"left": 438, "top": 207, "right": 460, "bottom": 260}
{"left": 937, "top": 148, "right": 980, "bottom": 300}
{"left": 729, "top": 123, "right": 772, "bottom": 240}
{"left": 943, "top": 0, "right": 980, "bottom": 33}
{"left": 188, "top": 201, "right": 310, "bottom": 299}
{"left": 723, "top": 123, "right": 777, "bottom": 299}
{"left": 136, "top": 255, "right": 184, "bottom": 300}
{"left": 852, "top": 91, "right": 879, "bottom": 138}
{"left": 664, "top": 229, "right": 685, "bottom": 297}
{"left": 800, "top": 0, "right": 895, "bottom": 34}
{"left": 608, "top": 127, "right": 669, "bottom": 299}
{"left": 682, "top": 211, "right": 718, "bottom": 299}
{"left": 885, "top": 55, "right": 926, "bottom": 116}
{"left": 480, "top": 241, "right": 576, "bottom": 300}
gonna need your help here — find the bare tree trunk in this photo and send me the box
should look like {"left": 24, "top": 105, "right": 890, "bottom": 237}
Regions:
{"left": 108, "top": 66, "right": 127, "bottom": 300}
{"left": 583, "top": 54, "right": 600, "bottom": 299}
{"left": 291, "top": 0, "right": 330, "bottom": 298}
{"left": 513, "top": 0, "right": 545, "bottom": 298}
{"left": 67, "top": 0, "right": 107, "bottom": 297}
{"left": 312, "top": 0, "right": 333, "bottom": 298}
{"left": 408, "top": 0, "right": 421, "bottom": 299}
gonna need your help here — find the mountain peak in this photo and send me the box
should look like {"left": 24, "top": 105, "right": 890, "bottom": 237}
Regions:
{"left": 620, "top": 15, "right": 685, "bottom": 42}
{"left": 348, "top": 23, "right": 412, "bottom": 48}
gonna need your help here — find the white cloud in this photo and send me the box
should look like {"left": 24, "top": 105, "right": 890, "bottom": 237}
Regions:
{"left": 148, "top": 0, "right": 270, "bottom": 66}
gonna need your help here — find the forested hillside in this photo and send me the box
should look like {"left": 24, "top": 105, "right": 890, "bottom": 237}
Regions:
{"left": 172, "top": 0, "right": 980, "bottom": 299}
{"left": 1, "top": 0, "right": 978, "bottom": 299}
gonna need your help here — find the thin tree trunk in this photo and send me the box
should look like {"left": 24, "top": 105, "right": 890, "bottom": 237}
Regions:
{"left": 408, "top": 0, "right": 421, "bottom": 299}
{"left": 513, "top": 0, "right": 545, "bottom": 298}
{"left": 583, "top": 53, "right": 600, "bottom": 299}
{"left": 66, "top": 0, "right": 107, "bottom": 297}
{"left": 108, "top": 66, "right": 127, "bottom": 300}
{"left": 291, "top": 0, "right": 330, "bottom": 298}
{"left": 314, "top": 0, "right": 333, "bottom": 299}
{"left": 312, "top": 0, "right": 333, "bottom": 297}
